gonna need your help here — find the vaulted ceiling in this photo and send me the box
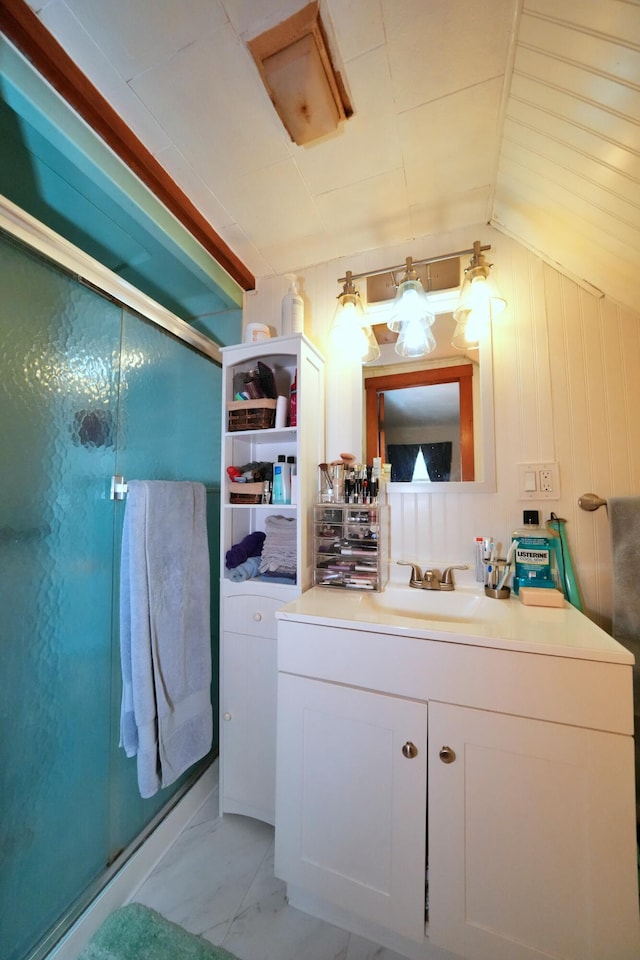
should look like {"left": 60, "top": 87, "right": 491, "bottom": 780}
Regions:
{"left": 8, "top": 0, "right": 640, "bottom": 311}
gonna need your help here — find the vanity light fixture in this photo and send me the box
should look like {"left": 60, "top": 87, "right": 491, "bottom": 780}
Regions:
{"left": 452, "top": 241, "right": 507, "bottom": 350}
{"left": 335, "top": 240, "right": 504, "bottom": 362}
{"left": 330, "top": 271, "right": 380, "bottom": 364}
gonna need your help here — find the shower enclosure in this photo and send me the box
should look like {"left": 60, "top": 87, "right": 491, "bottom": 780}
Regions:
{"left": 0, "top": 226, "right": 231, "bottom": 960}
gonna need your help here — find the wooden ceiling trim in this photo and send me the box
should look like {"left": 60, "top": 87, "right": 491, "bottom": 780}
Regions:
{"left": 0, "top": 0, "right": 255, "bottom": 292}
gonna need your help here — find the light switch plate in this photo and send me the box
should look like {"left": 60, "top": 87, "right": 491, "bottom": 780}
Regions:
{"left": 517, "top": 462, "right": 560, "bottom": 500}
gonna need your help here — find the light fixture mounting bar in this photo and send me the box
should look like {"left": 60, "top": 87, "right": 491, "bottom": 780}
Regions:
{"left": 337, "top": 244, "right": 491, "bottom": 286}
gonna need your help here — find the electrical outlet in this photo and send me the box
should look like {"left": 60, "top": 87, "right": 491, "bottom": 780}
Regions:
{"left": 518, "top": 462, "right": 560, "bottom": 500}
{"left": 539, "top": 469, "right": 553, "bottom": 493}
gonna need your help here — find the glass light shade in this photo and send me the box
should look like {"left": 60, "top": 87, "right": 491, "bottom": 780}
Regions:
{"left": 388, "top": 278, "right": 433, "bottom": 332}
{"left": 451, "top": 311, "right": 481, "bottom": 350}
{"left": 395, "top": 316, "right": 436, "bottom": 358}
{"left": 330, "top": 296, "right": 380, "bottom": 363}
{"left": 361, "top": 325, "right": 381, "bottom": 364}
{"left": 454, "top": 272, "right": 506, "bottom": 322}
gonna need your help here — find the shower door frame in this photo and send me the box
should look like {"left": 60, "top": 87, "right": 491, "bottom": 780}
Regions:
{"left": 0, "top": 194, "right": 223, "bottom": 366}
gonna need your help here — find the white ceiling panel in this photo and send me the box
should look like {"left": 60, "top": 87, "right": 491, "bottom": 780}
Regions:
{"left": 128, "top": 23, "right": 292, "bottom": 184}
{"left": 383, "top": 0, "right": 515, "bottom": 113}
{"left": 153, "top": 145, "right": 237, "bottom": 231}
{"left": 410, "top": 188, "right": 493, "bottom": 242}
{"left": 398, "top": 79, "right": 503, "bottom": 205}
{"left": 218, "top": 159, "right": 324, "bottom": 250}
{"left": 325, "top": 0, "right": 386, "bottom": 64}
{"left": 64, "top": 0, "right": 228, "bottom": 81}
{"left": 293, "top": 46, "right": 401, "bottom": 196}
{"left": 36, "top": 0, "right": 173, "bottom": 154}
{"left": 10, "top": 0, "right": 640, "bottom": 312}
{"left": 314, "top": 167, "right": 411, "bottom": 250}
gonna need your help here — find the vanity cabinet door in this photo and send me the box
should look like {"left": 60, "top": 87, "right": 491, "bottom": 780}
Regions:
{"left": 428, "top": 701, "right": 640, "bottom": 960}
{"left": 275, "top": 673, "right": 428, "bottom": 942}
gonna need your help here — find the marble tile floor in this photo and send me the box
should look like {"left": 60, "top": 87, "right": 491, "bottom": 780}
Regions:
{"left": 132, "top": 764, "right": 406, "bottom": 960}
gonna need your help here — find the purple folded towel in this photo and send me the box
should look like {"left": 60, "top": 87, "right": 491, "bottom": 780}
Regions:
{"left": 226, "top": 530, "right": 266, "bottom": 569}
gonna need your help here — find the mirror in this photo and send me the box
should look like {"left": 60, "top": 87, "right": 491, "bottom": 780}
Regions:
{"left": 362, "top": 313, "right": 496, "bottom": 493}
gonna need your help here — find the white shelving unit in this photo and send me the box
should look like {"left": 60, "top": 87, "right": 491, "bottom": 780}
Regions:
{"left": 219, "top": 333, "right": 325, "bottom": 825}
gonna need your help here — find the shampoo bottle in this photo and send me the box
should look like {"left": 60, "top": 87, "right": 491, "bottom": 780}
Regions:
{"left": 282, "top": 275, "right": 304, "bottom": 335}
{"left": 272, "top": 464, "right": 285, "bottom": 505}
{"left": 272, "top": 455, "right": 291, "bottom": 505}
{"left": 512, "top": 510, "right": 557, "bottom": 595}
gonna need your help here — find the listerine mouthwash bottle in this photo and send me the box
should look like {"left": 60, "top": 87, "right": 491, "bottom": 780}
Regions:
{"left": 512, "top": 510, "right": 557, "bottom": 595}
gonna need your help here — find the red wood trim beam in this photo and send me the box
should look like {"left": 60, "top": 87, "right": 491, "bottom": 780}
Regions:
{"left": 0, "top": 0, "right": 256, "bottom": 292}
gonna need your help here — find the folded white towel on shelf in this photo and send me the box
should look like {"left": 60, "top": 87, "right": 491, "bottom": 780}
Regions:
{"left": 119, "top": 480, "right": 212, "bottom": 798}
{"left": 259, "top": 514, "right": 296, "bottom": 574}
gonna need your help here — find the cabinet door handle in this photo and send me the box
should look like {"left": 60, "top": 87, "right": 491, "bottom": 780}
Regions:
{"left": 439, "top": 745, "right": 456, "bottom": 764}
{"left": 253, "top": 612, "right": 263, "bottom": 622}
{"left": 223, "top": 712, "right": 232, "bottom": 721}
{"left": 402, "top": 741, "right": 418, "bottom": 759}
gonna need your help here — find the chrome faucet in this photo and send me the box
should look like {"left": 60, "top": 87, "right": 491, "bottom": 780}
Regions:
{"left": 397, "top": 561, "right": 469, "bottom": 591}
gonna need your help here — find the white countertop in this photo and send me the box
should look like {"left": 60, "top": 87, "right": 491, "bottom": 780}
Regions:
{"left": 276, "top": 582, "right": 634, "bottom": 665}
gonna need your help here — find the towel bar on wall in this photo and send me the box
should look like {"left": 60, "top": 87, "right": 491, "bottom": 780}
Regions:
{"left": 578, "top": 493, "right": 607, "bottom": 512}
{"left": 109, "top": 476, "right": 217, "bottom": 500}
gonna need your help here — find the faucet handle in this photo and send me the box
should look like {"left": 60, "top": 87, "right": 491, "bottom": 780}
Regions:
{"left": 397, "top": 561, "right": 423, "bottom": 587}
{"left": 423, "top": 569, "right": 442, "bottom": 587}
{"left": 440, "top": 564, "right": 469, "bottom": 590}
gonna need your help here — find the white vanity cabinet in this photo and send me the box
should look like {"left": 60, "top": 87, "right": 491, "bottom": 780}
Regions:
{"left": 219, "top": 335, "right": 324, "bottom": 825}
{"left": 274, "top": 612, "right": 640, "bottom": 960}
{"left": 276, "top": 671, "right": 428, "bottom": 942}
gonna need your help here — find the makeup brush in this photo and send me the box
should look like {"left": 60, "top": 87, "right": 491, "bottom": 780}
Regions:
{"left": 319, "top": 462, "right": 333, "bottom": 488}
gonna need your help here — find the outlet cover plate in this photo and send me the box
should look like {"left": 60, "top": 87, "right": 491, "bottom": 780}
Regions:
{"left": 517, "top": 462, "right": 560, "bottom": 500}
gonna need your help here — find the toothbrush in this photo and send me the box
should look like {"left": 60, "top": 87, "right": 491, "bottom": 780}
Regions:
{"left": 497, "top": 539, "right": 518, "bottom": 590}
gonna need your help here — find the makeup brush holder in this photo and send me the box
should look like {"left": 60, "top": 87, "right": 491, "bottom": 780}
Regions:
{"left": 319, "top": 466, "right": 335, "bottom": 503}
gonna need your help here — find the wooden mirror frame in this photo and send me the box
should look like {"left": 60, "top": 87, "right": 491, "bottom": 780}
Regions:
{"left": 364, "top": 364, "right": 475, "bottom": 481}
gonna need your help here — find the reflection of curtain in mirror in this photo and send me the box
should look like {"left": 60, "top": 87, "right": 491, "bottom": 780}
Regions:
{"left": 421, "top": 442, "right": 452, "bottom": 481}
{"left": 387, "top": 444, "right": 420, "bottom": 481}
{"left": 387, "top": 442, "right": 452, "bottom": 482}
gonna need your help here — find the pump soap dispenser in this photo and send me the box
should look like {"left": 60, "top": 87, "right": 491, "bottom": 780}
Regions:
{"left": 282, "top": 275, "right": 304, "bottom": 335}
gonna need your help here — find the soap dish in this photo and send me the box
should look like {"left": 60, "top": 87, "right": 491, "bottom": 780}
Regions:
{"left": 484, "top": 585, "right": 510, "bottom": 600}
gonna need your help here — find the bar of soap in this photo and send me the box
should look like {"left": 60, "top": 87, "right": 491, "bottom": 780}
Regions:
{"left": 519, "top": 587, "right": 565, "bottom": 608}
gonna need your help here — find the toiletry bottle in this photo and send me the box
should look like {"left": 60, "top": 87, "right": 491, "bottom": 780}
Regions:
{"left": 282, "top": 275, "right": 304, "bottom": 335}
{"left": 546, "top": 514, "right": 582, "bottom": 610}
{"left": 272, "top": 464, "right": 285, "bottom": 505}
{"left": 274, "top": 455, "right": 291, "bottom": 504}
{"left": 287, "top": 456, "right": 297, "bottom": 505}
{"left": 289, "top": 371, "right": 297, "bottom": 427}
{"left": 512, "top": 510, "right": 557, "bottom": 595}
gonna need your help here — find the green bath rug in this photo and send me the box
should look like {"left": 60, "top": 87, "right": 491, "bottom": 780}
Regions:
{"left": 77, "top": 903, "right": 240, "bottom": 960}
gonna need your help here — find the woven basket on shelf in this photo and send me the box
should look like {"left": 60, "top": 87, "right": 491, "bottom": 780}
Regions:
{"left": 229, "top": 481, "right": 264, "bottom": 504}
{"left": 227, "top": 398, "right": 277, "bottom": 432}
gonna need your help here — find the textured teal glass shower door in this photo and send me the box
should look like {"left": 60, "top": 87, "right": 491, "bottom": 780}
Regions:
{"left": 0, "top": 234, "right": 120, "bottom": 960}
{"left": 0, "top": 232, "right": 223, "bottom": 960}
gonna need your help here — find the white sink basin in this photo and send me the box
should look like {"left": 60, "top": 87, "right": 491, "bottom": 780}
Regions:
{"left": 367, "top": 585, "right": 508, "bottom": 624}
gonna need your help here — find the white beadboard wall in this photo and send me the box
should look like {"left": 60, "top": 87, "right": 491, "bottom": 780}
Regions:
{"left": 243, "top": 224, "right": 640, "bottom": 630}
